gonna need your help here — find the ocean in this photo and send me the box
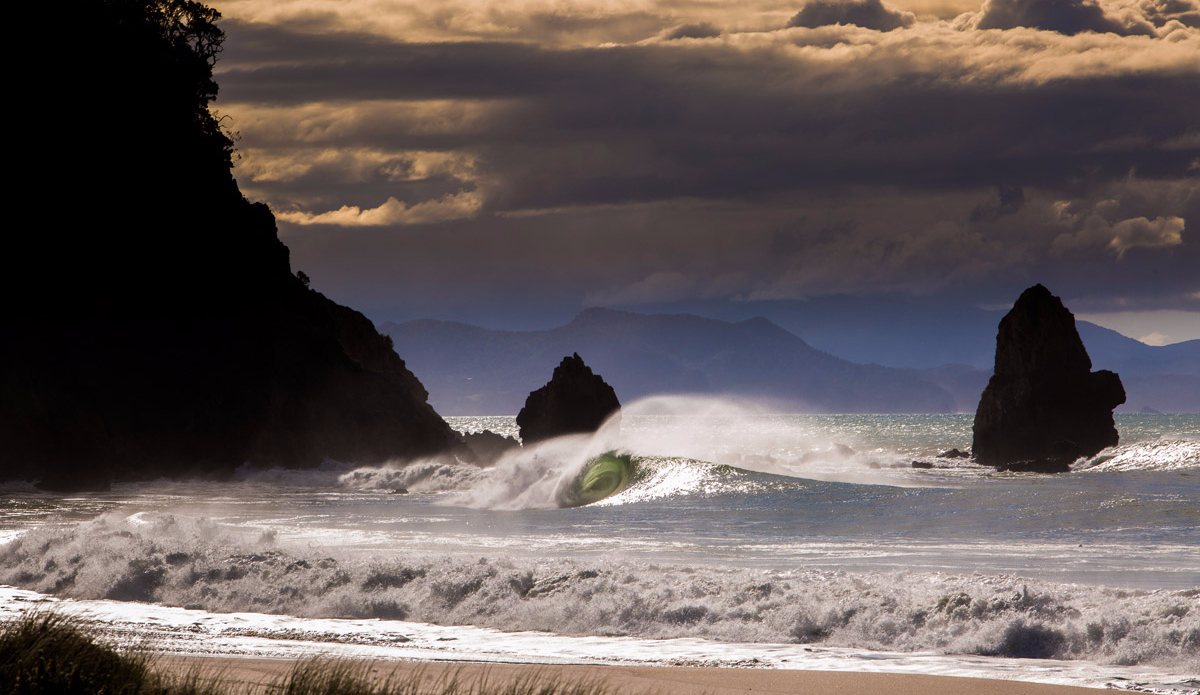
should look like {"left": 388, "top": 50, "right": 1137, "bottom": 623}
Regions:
{"left": 2, "top": 398, "right": 1198, "bottom": 692}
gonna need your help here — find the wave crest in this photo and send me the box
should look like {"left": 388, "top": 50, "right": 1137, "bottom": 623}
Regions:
{"left": 1, "top": 515, "right": 1196, "bottom": 670}
{"left": 1082, "top": 440, "right": 1200, "bottom": 472}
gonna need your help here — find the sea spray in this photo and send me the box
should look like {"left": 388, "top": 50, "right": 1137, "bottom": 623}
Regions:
{"left": 339, "top": 460, "right": 490, "bottom": 494}
{"left": 612, "top": 396, "right": 842, "bottom": 476}
{"left": 339, "top": 453, "right": 790, "bottom": 509}
{"left": 439, "top": 402, "right": 1200, "bottom": 509}
{"left": 447, "top": 429, "right": 620, "bottom": 510}
{"left": 439, "top": 397, "right": 973, "bottom": 512}
{"left": 1, "top": 513, "right": 1196, "bottom": 670}
{"left": 291, "top": 403, "right": 1200, "bottom": 514}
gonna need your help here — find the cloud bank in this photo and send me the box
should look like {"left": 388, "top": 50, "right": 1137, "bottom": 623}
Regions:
{"left": 207, "top": 0, "right": 1200, "bottom": 322}
{"left": 788, "top": 0, "right": 916, "bottom": 31}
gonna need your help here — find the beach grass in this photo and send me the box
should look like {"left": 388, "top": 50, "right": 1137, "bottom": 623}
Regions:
{"left": 274, "top": 659, "right": 612, "bottom": 695}
{"left": 0, "top": 612, "right": 612, "bottom": 695}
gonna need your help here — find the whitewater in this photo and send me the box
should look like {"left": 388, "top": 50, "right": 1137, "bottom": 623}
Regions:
{"left": 1, "top": 400, "right": 1197, "bottom": 692}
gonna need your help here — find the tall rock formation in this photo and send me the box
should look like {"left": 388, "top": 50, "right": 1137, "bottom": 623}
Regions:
{"left": 517, "top": 354, "right": 621, "bottom": 444}
{"left": 972, "top": 285, "right": 1126, "bottom": 472}
{"left": 0, "top": 0, "right": 461, "bottom": 490}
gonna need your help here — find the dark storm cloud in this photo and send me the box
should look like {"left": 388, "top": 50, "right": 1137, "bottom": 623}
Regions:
{"left": 969, "top": 184, "right": 1026, "bottom": 222}
{"left": 276, "top": 181, "right": 1199, "bottom": 325}
{"left": 1137, "top": 0, "right": 1200, "bottom": 26}
{"left": 210, "top": 4, "right": 1200, "bottom": 318}
{"left": 787, "top": 0, "right": 916, "bottom": 31}
{"left": 967, "top": 0, "right": 1155, "bottom": 34}
{"left": 218, "top": 21, "right": 1200, "bottom": 213}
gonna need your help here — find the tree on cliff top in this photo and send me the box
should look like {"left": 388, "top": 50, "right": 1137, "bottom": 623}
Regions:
{"left": 66, "top": 0, "right": 236, "bottom": 194}
{"left": 20, "top": 0, "right": 284, "bottom": 316}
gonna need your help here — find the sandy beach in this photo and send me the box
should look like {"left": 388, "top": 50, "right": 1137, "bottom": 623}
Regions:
{"left": 153, "top": 657, "right": 1103, "bottom": 694}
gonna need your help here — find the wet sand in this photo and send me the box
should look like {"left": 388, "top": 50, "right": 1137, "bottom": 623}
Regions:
{"left": 153, "top": 656, "right": 1103, "bottom": 694}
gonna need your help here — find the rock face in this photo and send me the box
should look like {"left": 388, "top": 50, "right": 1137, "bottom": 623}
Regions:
{"left": 0, "top": 0, "right": 462, "bottom": 490}
{"left": 516, "top": 354, "right": 621, "bottom": 444}
{"left": 972, "top": 285, "right": 1126, "bottom": 472}
{"left": 462, "top": 430, "right": 521, "bottom": 466}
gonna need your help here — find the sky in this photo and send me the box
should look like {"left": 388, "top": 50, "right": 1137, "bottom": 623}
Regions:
{"left": 209, "top": 0, "right": 1200, "bottom": 343}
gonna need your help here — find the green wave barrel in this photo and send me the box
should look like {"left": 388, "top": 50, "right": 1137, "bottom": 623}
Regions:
{"left": 560, "top": 452, "right": 635, "bottom": 507}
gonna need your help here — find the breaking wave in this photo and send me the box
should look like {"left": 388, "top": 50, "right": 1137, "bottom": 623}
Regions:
{"left": 1081, "top": 440, "right": 1200, "bottom": 473}
{"left": 1, "top": 512, "right": 1196, "bottom": 670}
{"left": 333, "top": 398, "right": 992, "bottom": 512}
{"left": 338, "top": 460, "right": 490, "bottom": 493}
{"left": 325, "top": 400, "right": 1200, "bottom": 514}
{"left": 333, "top": 452, "right": 799, "bottom": 510}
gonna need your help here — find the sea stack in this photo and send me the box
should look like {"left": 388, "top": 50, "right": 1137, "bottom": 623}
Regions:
{"left": 972, "top": 284, "right": 1126, "bottom": 472}
{"left": 516, "top": 353, "right": 621, "bottom": 444}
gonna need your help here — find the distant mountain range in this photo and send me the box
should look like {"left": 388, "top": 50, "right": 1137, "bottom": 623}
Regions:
{"left": 381, "top": 308, "right": 1200, "bottom": 414}
{"left": 905, "top": 321, "right": 1200, "bottom": 413}
{"left": 381, "top": 309, "right": 956, "bottom": 414}
{"left": 606, "top": 296, "right": 1200, "bottom": 373}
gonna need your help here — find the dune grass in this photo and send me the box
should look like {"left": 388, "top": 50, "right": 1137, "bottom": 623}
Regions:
{"left": 0, "top": 612, "right": 612, "bottom": 695}
{"left": 274, "top": 660, "right": 612, "bottom": 695}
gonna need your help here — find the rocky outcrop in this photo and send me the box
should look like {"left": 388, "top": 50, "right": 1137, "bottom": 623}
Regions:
{"left": 462, "top": 430, "right": 521, "bottom": 466}
{"left": 516, "top": 354, "right": 621, "bottom": 444}
{"left": 0, "top": 0, "right": 462, "bottom": 490}
{"left": 972, "top": 285, "right": 1126, "bottom": 472}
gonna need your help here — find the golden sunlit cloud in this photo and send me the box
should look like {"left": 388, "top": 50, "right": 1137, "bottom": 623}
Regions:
{"left": 276, "top": 190, "right": 483, "bottom": 226}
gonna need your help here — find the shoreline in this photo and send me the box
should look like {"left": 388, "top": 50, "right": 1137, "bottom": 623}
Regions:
{"left": 152, "top": 656, "right": 1106, "bottom": 694}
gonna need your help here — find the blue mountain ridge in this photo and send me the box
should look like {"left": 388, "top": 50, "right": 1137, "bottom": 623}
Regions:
{"left": 381, "top": 308, "right": 1200, "bottom": 415}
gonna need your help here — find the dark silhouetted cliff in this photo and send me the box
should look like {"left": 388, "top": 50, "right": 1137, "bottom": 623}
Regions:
{"left": 1, "top": 0, "right": 460, "bottom": 490}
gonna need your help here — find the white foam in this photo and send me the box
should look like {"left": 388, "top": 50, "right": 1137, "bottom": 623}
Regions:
{"left": 2, "top": 515, "right": 1197, "bottom": 673}
{"left": 1082, "top": 441, "right": 1200, "bottom": 473}
{"left": 1, "top": 585, "right": 1196, "bottom": 693}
